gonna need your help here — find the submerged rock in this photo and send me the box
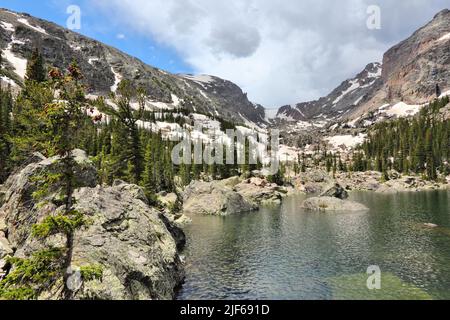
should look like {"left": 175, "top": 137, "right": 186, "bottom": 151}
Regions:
{"left": 302, "top": 197, "right": 369, "bottom": 212}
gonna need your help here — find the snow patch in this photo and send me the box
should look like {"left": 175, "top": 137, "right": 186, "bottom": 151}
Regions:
{"left": 329, "top": 123, "right": 339, "bottom": 131}
{"left": 346, "top": 117, "right": 360, "bottom": 128}
{"left": 70, "top": 45, "right": 82, "bottom": 51}
{"left": 439, "top": 89, "right": 450, "bottom": 98}
{"left": 295, "top": 121, "right": 314, "bottom": 130}
{"left": 360, "top": 80, "right": 377, "bottom": 89}
{"left": 277, "top": 113, "right": 296, "bottom": 122}
{"left": 325, "top": 134, "right": 367, "bottom": 150}
{"left": 11, "top": 38, "right": 27, "bottom": 45}
{"left": 0, "top": 76, "right": 17, "bottom": 87}
{"left": 333, "top": 79, "right": 360, "bottom": 105}
{"left": 181, "top": 74, "right": 214, "bottom": 84}
{"left": 277, "top": 145, "right": 301, "bottom": 162}
{"left": 88, "top": 58, "right": 99, "bottom": 65}
{"left": 148, "top": 101, "right": 174, "bottom": 111}
{"left": 367, "top": 65, "right": 382, "bottom": 78}
{"left": 382, "top": 102, "right": 423, "bottom": 118}
{"left": 181, "top": 74, "right": 216, "bottom": 90}
{"left": 85, "top": 94, "right": 99, "bottom": 101}
{"left": 0, "top": 21, "right": 15, "bottom": 32}
{"left": 437, "top": 32, "right": 450, "bottom": 42}
{"left": 110, "top": 67, "right": 123, "bottom": 92}
{"left": 2, "top": 37, "right": 27, "bottom": 79}
{"left": 17, "top": 18, "right": 47, "bottom": 35}
{"left": 171, "top": 94, "right": 181, "bottom": 107}
{"left": 353, "top": 95, "right": 364, "bottom": 106}
{"left": 295, "top": 108, "right": 306, "bottom": 118}
{"left": 198, "top": 89, "right": 210, "bottom": 100}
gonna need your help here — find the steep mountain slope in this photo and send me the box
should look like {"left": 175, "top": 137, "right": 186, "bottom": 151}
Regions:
{"left": 277, "top": 62, "right": 383, "bottom": 123}
{"left": 0, "top": 8, "right": 266, "bottom": 126}
{"left": 276, "top": 9, "right": 450, "bottom": 126}
{"left": 381, "top": 9, "right": 450, "bottom": 104}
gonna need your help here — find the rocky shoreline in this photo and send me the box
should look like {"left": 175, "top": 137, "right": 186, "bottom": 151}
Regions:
{"left": 170, "top": 168, "right": 450, "bottom": 217}
{"left": 295, "top": 169, "right": 450, "bottom": 195}
{"left": 2, "top": 159, "right": 448, "bottom": 299}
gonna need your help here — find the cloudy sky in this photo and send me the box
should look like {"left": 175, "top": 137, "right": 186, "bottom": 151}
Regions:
{"left": 2, "top": 0, "right": 450, "bottom": 108}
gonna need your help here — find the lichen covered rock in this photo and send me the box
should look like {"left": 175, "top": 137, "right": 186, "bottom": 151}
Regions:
{"left": 183, "top": 180, "right": 256, "bottom": 216}
{"left": 0, "top": 151, "right": 185, "bottom": 300}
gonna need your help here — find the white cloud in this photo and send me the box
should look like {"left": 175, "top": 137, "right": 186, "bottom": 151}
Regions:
{"left": 116, "top": 33, "right": 126, "bottom": 40}
{"left": 91, "top": 0, "right": 449, "bottom": 107}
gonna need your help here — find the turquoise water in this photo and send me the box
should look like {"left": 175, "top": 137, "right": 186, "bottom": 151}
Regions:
{"left": 177, "top": 191, "right": 450, "bottom": 300}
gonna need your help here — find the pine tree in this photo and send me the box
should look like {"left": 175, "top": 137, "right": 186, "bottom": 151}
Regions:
{"left": 436, "top": 84, "right": 441, "bottom": 98}
{"left": 141, "top": 139, "right": 155, "bottom": 196}
{"left": 360, "top": 96, "right": 449, "bottom": 181}
{"left": 10, "top": 51, "right": 53, "bottom": 163}
{"left": 25, "top": 48, "right": 46, "bottom": 83}
{"left": 96, "top": 80, "right": 145, "bottom": 184}
{"left": 179, "top": 160, "right": 191, "bottom": 187}
{"left": 0, "top": 57, "right": 13, "bottom": 182}
{"left": 0, "top": 62, "right": 102, "bottom": 300}
{"left": 425, "top": 128, "right": 437, "bottom": 180}
{"left": 126, "top": 160, "right": 137, "bottom": 184}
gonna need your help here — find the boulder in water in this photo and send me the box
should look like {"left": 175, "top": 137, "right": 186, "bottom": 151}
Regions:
{"left": 302, "top": 197, "right": 369, "bottom": 212}
{"left": 183, "top": 180, "right": 256, "bottom": 216}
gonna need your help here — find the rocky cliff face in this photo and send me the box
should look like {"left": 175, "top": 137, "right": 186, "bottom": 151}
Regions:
{"left": 275, "top": 9, "right": 450, "bottom": 126}
{"left": 381, "top": 9, "right": 450, "bottom": 104}
{"left": 0, "top": 150, "right": 185, "bottom": 300}
{"left": 0, "top": 8, "right": 266, "bottom": 126}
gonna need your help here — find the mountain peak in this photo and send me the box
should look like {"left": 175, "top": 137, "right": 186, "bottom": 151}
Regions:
{"left": 433, "top": 8, "right": 450, "bottom": 19}
{"left": 275, "top": 9, "right": 449, "bottom": 126}
{"left": 0, "top": 9, "right": 267, "bottom": 126}
{"left": 275, "top": 61, "right": 383, "bottom": 123}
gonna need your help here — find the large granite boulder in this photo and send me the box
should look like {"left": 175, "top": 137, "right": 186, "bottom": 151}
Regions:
{"left": 320, "top": 183, "right": 349, "bottom": 200}
{"left": 0, "top": 150, "right": 98, "bottom": 247}
{"left": 183, "top": 181, "right": 256, "bottom": 216}
{"left": 295, "top": 169, "right": 333, "bottom": 194}
{"left": 308, "top": 169, "right": 330, "bottom": 183}
{"left": 0, "top": 151, "right": 185, "bottom": 300}
{"left": 234, "top": 178, "right": 284, "bottom": 206}
{"left": 302, "top": 197, "right": 369, "bottom": 212}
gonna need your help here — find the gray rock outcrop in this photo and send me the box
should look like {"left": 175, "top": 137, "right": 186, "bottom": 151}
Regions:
{"left": 302, "top": 197, "right": 369, "bottom": 212}
{"left": 320, "top": 183, "right": 349, "bottom": 200}
{"left": 182, "top": 180, "right": 256, "bottom": 216}
{"left": 295, "top": 169, "right": 333, "bottom": 194}
{"left": 381, "top": 9, "right": 450, "bottom": 103}
{"left": 0, "top": 151, "right": 184, "bottom": 300}
{"left": 234, "top": 177, "right": 284, "bottom": 206}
